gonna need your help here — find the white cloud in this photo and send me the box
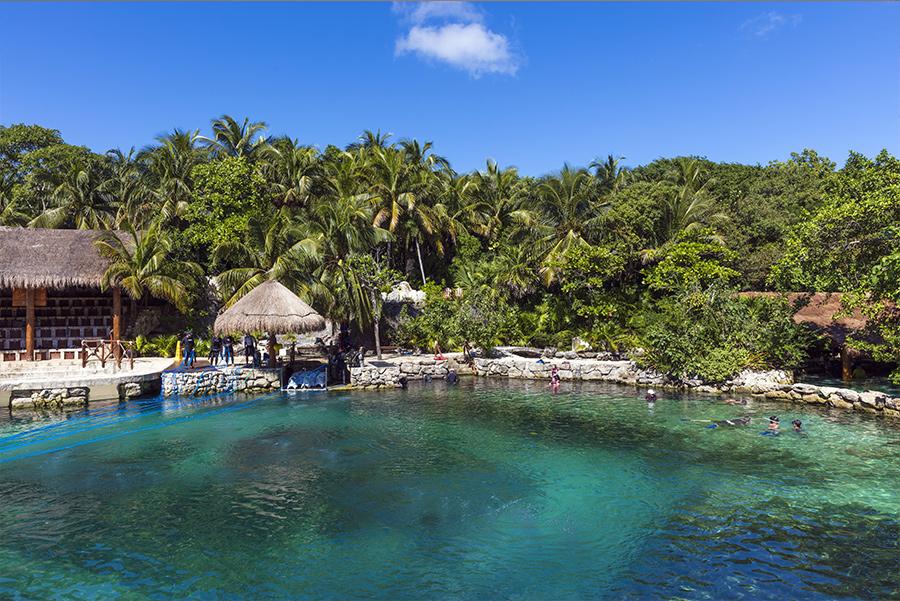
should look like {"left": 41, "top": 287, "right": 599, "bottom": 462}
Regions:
{"left": 393, "top": 2, "right": 521, "bottom": 77}
{"left": 741, "top": 11, "right": 802, "bottom": 38}
{"left": 393, "top": 1, "right": 483, "bottom": 25}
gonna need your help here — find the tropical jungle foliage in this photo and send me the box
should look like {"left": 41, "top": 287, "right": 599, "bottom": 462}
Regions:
{"left": 1, "top": 119, "right": 897, "bottom": 382}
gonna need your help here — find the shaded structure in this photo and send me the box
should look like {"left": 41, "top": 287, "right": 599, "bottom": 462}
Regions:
{"left": 213, "top": 280, "right": 326, "bottom": 368}
{"left": 0, "top": 227, "right": 126, "bottom": 361}
{"left": 742, "top": 292, "right": 874, "bottom": 380}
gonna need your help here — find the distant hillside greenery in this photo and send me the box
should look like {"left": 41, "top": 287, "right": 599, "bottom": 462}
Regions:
{"left": 1, "top": 119, "right": 897, "bottom": 382}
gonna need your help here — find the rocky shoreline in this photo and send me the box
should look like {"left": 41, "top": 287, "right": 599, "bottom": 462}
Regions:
{"left": 349, "top": 353, "right": 900, "bottom": 419}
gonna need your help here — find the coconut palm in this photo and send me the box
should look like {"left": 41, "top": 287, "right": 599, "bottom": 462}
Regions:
{"left": 200, "top": 115, "right": 269, "bottom": 158}
{"left": 470, "top": 160, "right": 534, "bottom": 241}
{"left": 658, "top": 157, "right": 727, "bottom": 244}
{"left": 30, "top": 163, "right": 115, "bottom": 229}
{"left": 94, "top": 218, "right": 203, "bottom": 312}
{"left": 590, "top": 154, "right": 629, "bottom": 195}
{"left": 105, "top": 148, "right": 154, "bottom": 229}
{"left": 533, "top": 165, "right": 608, "bottom": 283}
{"left": 260, "top": 137, "right": 319, "bottom": 208}
{"left": 212, "top": 207, "right": 319, "bottom": 307}
{"left": 140, "top": 128, "right": 204, "bottom": 221}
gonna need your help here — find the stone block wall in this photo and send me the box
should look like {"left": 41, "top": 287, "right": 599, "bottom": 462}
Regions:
{"left": 349, "top": 365, "right": 402, "bottom": 389}
{"left": 8, "top": 378, "right": 158, "bottom": 411}
{"left": 161, "top": 367, "right": 282, "bottom": 397}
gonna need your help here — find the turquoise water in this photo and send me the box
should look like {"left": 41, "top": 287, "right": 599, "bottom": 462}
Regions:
{"left": 0, "top": 380, "right": 898, "bottom": 600}
{"left": 799, "top": 374, "right": 900, "bottom": 397}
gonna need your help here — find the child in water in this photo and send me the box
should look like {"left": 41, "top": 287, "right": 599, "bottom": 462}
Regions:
{"left": 549, "top": 366, "right": 561, "bottom": 393}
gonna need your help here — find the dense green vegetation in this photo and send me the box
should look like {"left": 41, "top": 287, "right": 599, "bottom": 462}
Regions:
{"left": 1, "top": 119, "right": 897, "bottom": 382}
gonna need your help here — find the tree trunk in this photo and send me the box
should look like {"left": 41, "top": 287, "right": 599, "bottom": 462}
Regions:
{"left": 415, "top": 238, "right": 426, "bottom": 286}
{"left": 370, "top": 289, "right": 383, "bottom": 360}
{"left": 374, "top": 317, "right": 382, "bottom": 360}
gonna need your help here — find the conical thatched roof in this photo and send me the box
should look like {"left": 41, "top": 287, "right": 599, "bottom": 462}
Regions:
{"left": 214, "top": 280, "right": 325, "bottom": 335}
{"left": 0, "top": 227, "right": 121, "bottom": 289}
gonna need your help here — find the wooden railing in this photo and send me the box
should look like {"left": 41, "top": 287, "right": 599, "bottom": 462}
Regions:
{"left": 81, "top": 339, "right": 135, "bottom": 369}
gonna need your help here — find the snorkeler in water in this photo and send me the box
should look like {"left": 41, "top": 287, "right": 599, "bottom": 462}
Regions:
{"left": 791, "top": 419, "right": 806, "bottom": 436}
{"left": 722, "top": 398, "right": 748, "bottom": 406}
{"left": 706, "top": 416, "right": 752, "bottom": 429}
{"left": 760, "top": 415, "right": 781, "bottom": 436}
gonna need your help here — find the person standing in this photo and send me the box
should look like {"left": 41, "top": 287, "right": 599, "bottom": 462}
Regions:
{"left": 222, "top": 335, "right": 235, "bottom": 366}
{"left": 182, "top": 330, "right": 195, "bottom": 368}
{"left": 549, "top": 365, "right": 561, "bottom": 393}
{"left": 242, "top": 333, "right": 256, "bottom": 366}
{"left": 209, "top": 335, "right": 222, "bottom": 366}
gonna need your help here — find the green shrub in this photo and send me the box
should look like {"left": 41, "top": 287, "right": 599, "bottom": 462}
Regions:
{"left": 639, "top": 288, "right": 811, "bottom": 383}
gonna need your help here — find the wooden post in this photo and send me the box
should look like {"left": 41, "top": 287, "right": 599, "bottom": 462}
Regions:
{"left": 25, "top": 288, "right": 35, "bottom": 361}
{"left": 111, "top": 287, "right": 122, "bottom": 367}
{"left": 267, "top": 333, "right": 276, "bottom": 368}
{"left": 112, "top": 286, "right": 122, "bottom": 341}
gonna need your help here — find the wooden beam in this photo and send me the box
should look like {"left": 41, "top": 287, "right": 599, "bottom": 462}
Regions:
{"left": 25, "top": 288, "right": 35, "bottom": 361}
{"left": 112, "top": 286, "right": 122, "bottom": 341}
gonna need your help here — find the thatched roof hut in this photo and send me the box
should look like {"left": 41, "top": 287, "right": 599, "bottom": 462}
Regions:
{"left": 213, "top": 280, "right": 325, "bottom": 336}
{"left": 741, "top": 292, "right": 868, "bottom": 345}
{"left": 0, "top": 227, "right": 117, "bottom": 289}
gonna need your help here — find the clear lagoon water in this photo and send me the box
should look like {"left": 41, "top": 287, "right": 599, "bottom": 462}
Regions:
{"left": 0, "top": 380, "right": 898, "bottom": 600}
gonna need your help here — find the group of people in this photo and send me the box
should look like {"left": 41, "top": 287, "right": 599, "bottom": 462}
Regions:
{"left": 548, "top": 371, "right": 807, "bottom": 435}
{"left": 642, "top": 388, "right": 805, "bottom": 435}
{"left": 179, "top": 331, "right": 264, "bottom": 369}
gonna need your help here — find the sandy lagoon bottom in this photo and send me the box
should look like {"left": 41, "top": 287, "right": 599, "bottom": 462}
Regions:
{"left": 0, "top": 379, "right": 897, "bottom": 600}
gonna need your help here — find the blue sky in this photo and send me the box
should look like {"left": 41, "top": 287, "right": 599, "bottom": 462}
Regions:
{"left": 1, "top": 2, "right": 897, "bottom": 175}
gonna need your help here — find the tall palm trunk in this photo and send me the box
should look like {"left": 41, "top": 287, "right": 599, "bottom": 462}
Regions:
{"left": 415, "top": 238, "right": 426, "bottom": 285}
{"left": 369, "top": 289, "right": 383, "bottom": 360}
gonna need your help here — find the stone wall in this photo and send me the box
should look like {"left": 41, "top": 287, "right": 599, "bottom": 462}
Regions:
{"left": 350, "top": 357, "right": 461, "bottom": 388}
{"left": 8, "top": 379, "right": 158, "bottom": 411}
{"left": 349, "top": 365, "right": 402, "bottom": 389}
{"left": 161, "top": 366, "right": 282, "bottom": 397}
{"left": 471, "top": 356, "right": 899, "bottom": 419}
{"left": 474, "top": 357, "right": 664, "bottom": 385}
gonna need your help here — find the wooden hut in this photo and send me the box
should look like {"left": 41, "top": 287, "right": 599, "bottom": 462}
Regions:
{"left": 213, "top": 280, "right": 325, "bottom": 368}
{"left": 0, "top": 227, "right": 125, "bottom": 361}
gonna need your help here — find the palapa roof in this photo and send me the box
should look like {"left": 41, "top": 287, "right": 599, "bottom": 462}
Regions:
{"left": 0, "top": 227, "right": 117, "bottom": 289}
{"left": 741, "top": 292, "right": 869, "bottom": 344}
{"left": 214, "top": 280, "right": 326, "bottom": 335}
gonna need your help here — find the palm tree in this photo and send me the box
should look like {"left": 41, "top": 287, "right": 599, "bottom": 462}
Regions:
{"left": 105, "top": 148, "right": 154, "bottom": 229}
{"left": 0, "top": 183, "right": 28, "bottom": 225}
{"left": 212, "top": 208, "right": 318, "bottom": 307}
{"left": 260, "top": 137, "right": 319, "bottom": 208}
{"left": 30, "top": 163, "right": 115, "bottom": 229}
{"left": 140, "top": 128, "right": 204, "bottom": 221}
{"left": 658, "top": 158, "right": 726, "bottom": 244}
{"left": 533, "top": 165, "right": 608, "bottom": 284}
{"left": 470, "top": 160, "right": 533, "bottom": 240}
{"left": 200, "top": 115, "right": 269, "bottom": 158}
{"left": 590, "top": 154, "right": 629, "bottom": 195}
{"left": 94, "top": 219, "right": 203, "bottom": 313}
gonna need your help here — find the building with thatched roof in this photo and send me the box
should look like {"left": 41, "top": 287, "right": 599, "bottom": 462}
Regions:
{"left": 214, "top": 280, "right": 325, "bottom": 367}
{"left": 0, "top": 227, "right": 126, "bottom": 361}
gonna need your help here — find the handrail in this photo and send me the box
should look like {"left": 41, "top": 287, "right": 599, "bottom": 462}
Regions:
{"left": 81, "top": 338, "right": 135, "bottom": 370}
